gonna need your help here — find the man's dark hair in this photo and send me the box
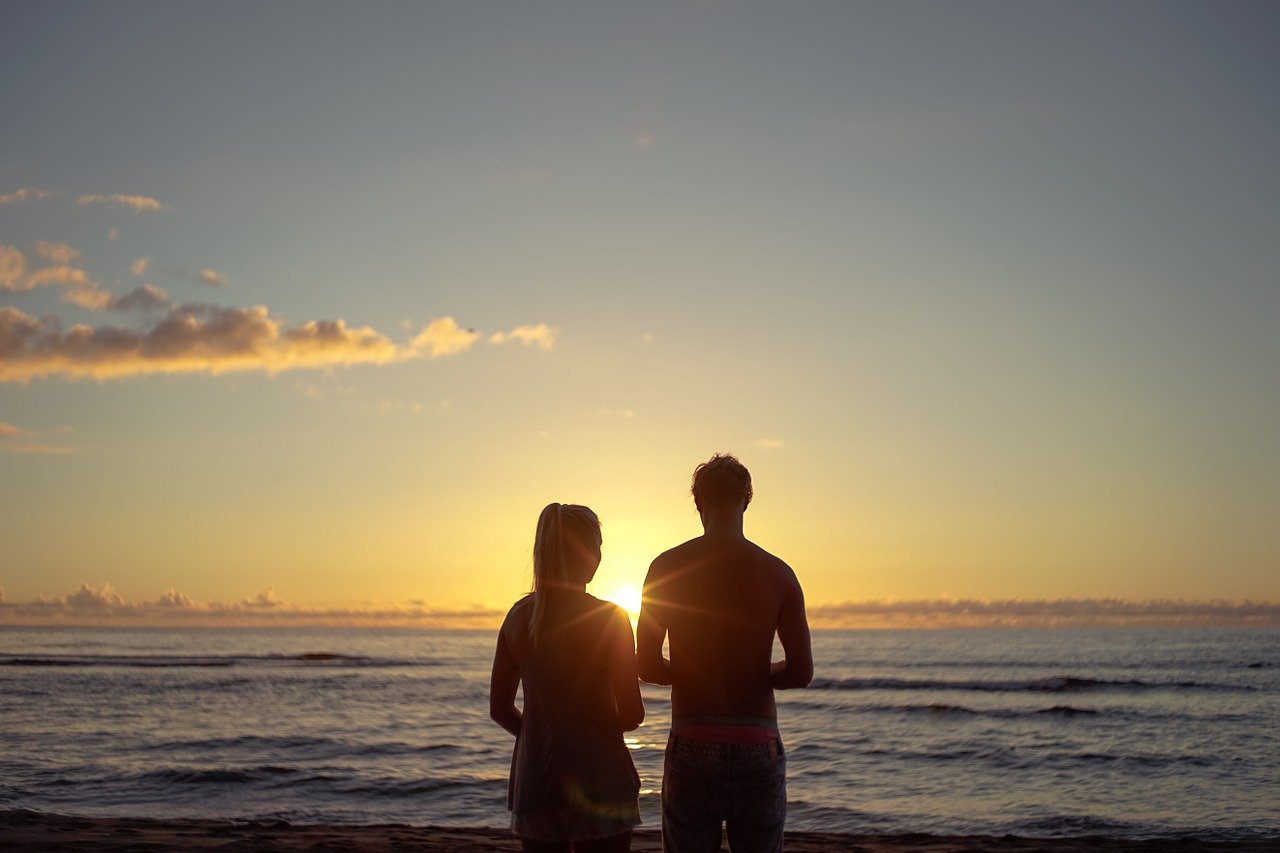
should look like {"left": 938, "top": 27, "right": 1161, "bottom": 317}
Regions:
{"left": 691, "top": 453, "right": 753, "bottom": 512}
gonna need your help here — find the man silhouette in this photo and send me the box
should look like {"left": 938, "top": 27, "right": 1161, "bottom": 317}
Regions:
{"left": 638, "top": 454, "right": 813, "bottom": 852}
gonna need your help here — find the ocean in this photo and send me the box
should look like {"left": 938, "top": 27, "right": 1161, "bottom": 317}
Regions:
{"left": 1, "top": 625, "right": 1277, "bottom": 842}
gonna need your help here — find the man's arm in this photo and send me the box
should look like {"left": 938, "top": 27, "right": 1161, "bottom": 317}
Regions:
{"left": 609, "top": 608, "right": 646, "bottom": 731}
{"left": 769, "top": 568, "right": 813, "bottom": 689}
{"left": 637, "top": 564, "right": 672, "bottom": 686}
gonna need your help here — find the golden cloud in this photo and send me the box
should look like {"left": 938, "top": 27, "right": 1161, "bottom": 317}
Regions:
{"left": 0, "top": 582, "right": 506, "bottom": 628}
{"left": 0, "top": 245, "right": 28, "bottom": 290}
{"left": 807, "top": 598, "right": 1280, "bottom": 629}
{"left": 410, "top": 316, "right": 481, "bottom": 358}
{"left": 0, "top": 303, "right": 548, "bottom": 382}
{"left": 1, "top": 244, "right": 98, "bottom": 301}
{"left": 0, "top": 420, "right": 76, "bottom": 454}
{"left": 0, "top": 304, "right": 402, "bottom": 382}
{"left": 34, "top": 241, "right": 81, "bottom": 265}
{"left": 487, "top": 322, "right": 559, "bottom": 350}
{"left": 76, "top": 193, "right": 165, "bottom": 212}
{"left": 0, "top": 187, "right": 57, "bottom": 205}
{"left": 197, "top": 268, "right": 226, "bottom": 287}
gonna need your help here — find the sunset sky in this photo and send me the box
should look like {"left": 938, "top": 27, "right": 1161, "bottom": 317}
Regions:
{"left": 2, "top": 2, "right": 1277, "bottom": 627}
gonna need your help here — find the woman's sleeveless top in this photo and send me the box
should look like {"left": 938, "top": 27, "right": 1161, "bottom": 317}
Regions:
{"left": 507, "top": 594, "right": 640, "bottom": 839}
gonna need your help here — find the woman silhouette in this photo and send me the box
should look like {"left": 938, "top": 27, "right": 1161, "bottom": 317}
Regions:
{"left": 490, "top": 503, "right": 645, "bottom": 852}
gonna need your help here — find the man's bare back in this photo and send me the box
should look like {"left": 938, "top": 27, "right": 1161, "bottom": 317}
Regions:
{"left": 639, "top": 530, "right": 811, "bottom": 726}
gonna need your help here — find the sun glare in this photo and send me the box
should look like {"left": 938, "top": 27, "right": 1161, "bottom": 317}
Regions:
{"left": 603, "top": 585, "right": 643, "bottom": 621}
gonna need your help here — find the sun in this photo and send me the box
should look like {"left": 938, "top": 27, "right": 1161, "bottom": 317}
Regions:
{"left": 602, "top": 585, "right": 643, "bottom": 621}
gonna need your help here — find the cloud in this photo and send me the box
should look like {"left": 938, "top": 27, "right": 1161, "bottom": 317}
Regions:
{"left": 240, "top": 587, "right": 282, "bottom": 609}
{"left": 1, "top": 442, "right": 76, "bottom": 455}
{"left": 807, "top": 598, "right": 1280, "bottom": 629}
{"left": 0, "top": 187, "right": 57, "bottom": 205}
{"left": 26, "top": 265, "right": 92, "bottom": 290}
{"left": 34, "top": 242, "right": 81, "bottom": 265}
{"left": 3, "top": 586, "right": 1275, "bottom": 630}
{"left": 0, "top": 420, "right": 76, "bottom": 454}
{"left": 488, "top": 322, "right": 559, "bottom": 351}
{"left": 154, "top": 588, "right": 194, "bottom": 608}
{"left": 196, "top": 269, "right": 226, "bottom": 287}
{"left": 76, "top": 193, "right": 165, "bottom": 212}
{"left": 2, "top": 244, "right": 102, "bottom": 308}
{"left": 107, "top": 228, "right": 120, "bottom": 242}
{"left": 410, "top": 316, "right": 480, "bottom": 358}
{"left": 0, "top": 582, "right": 506, "bottom": 628}
{"left": 131, "top": 257, "right": 150, "bottom": 276}
{"left": 0, "top": 245, "right": 27, "bottom": 290}
{"left": 0, "top": 304, "right": 405, "bottom": 382}
{"left": 62, "top": 282, "right": 113, "bottom": 311}
{"left": 65, "top": 582, "right": 127, "bottom": 612}
{"left": 110, "top": 284, "right": 171, "bottom": 313}
{"left": 2, "top": 281, "right": 551, "bottom": 380}
{"left": 755, "top": 438, "right": 785, "bottom": 449}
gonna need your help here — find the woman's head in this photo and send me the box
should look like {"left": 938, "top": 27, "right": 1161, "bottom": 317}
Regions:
{"left": 533, "top": 502, "right": 602, "bottom": 592}
{"left": 529, "top": 503, "right": 601, "bottom": 645}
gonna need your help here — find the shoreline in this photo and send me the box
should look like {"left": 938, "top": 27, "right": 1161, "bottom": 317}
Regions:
{"left": 0, "top": 811, "right": 1273, "bottom": 851}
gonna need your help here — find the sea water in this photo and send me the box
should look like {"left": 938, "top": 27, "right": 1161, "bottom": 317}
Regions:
{"left": 1, "top": 626, "right": 1277, "bottom": 841}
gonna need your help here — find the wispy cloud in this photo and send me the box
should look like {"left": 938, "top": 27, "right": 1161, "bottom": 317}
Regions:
{"left": 34, "top": 242, "right": 81, "bottom": 265}
{"left": 130, "top": 257, "right": 150, "bottom": 276}
{"left": 755, "top": 438, "right": 785, "bottom": 449}
{"left": 0, "top": 245, "right": 28, "bottom": 290}
{"left": 488, "top": 322, "right": 559, "bottom": 350}
{"left": 411, "top": 316, "right": 480, "bottom": 358}
{"left": 0, "top": 420, "right": 77, "bottom": 454}
{"left": 807, "top": 598, "right": 1280, "bottom": 629}
{"left": 0, "top": 582, "right": 505, "bottom": 628}
{"left": 1, "top": 244, "right": 103, "bottom": 308}
{"left": 0, "top": 187, "right": 57, "bottom": 205}
{"left": 76, "top": 193, "right": 165, "bottom": 212}
{"left": 196, "top": 268, "right": 226, "bottom": 287}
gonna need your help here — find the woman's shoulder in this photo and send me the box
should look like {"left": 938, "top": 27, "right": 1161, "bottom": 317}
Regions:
{"left": 582, "top": 593, "right": 629, "bottom": 624}
{"left": 501, "top": 594, "right": 534, "bottom": 628}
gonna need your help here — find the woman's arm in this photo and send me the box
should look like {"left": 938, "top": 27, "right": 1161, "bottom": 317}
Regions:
{"left": 489, "top": 626, "right": 523, "bottom": 737}
{"left": 610, "top": 608, "right": 645, "bottom": 731}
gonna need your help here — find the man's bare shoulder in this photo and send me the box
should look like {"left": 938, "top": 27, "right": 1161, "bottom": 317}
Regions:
{"left": 647, "top": 536, "right": 706, "bottom": 574}
{"left": 746, "top": 540, "right": 796, "bottom": 576}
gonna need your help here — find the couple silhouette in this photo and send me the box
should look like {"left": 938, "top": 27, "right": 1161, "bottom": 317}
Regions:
{"left": 490, "top": 454, "right": 814, "bottom": 853}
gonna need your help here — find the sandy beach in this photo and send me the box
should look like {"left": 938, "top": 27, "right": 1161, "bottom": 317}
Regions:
{"left": 1, "top": 811, "right": 1273, "bottom": 852}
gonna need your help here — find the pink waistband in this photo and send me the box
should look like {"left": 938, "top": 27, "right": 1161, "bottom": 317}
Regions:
{"left": 670, "top": 725, "right": 777, "bottom": 745}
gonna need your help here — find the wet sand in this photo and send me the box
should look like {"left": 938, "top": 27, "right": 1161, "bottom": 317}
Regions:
{"left": 0, "top": 811, "right": 1272, "bottom": 851}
